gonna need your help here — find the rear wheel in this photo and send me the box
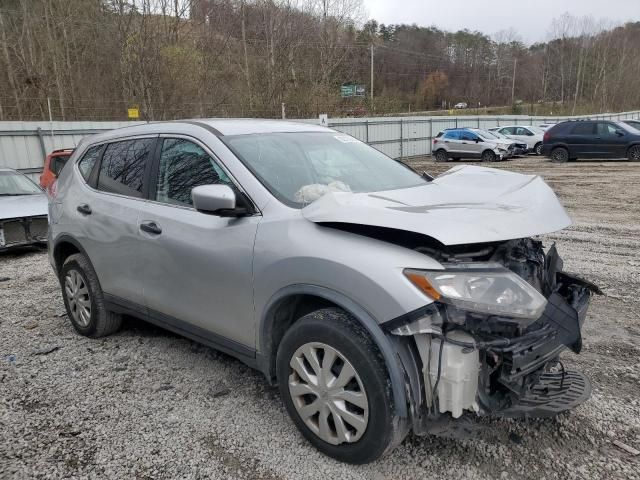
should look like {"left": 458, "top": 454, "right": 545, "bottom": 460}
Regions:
{"left": 276, "top": 308, "right": 406, "bottom": 464}
{"left": 60, "top": 253, "right": 122, "bottom": 337}
{"left": 551, "top": 147, "right": 569, "bottom": 163}
{"left": 481, "top": 150, "right": 497, "bottom": 162}
{"left": 628, "top": 145, "right": 640, "bottom": 161}
{"left": 534, "top": 142, "right": 543, "bottom": 155}
{"left": 434, "top": 149, "right": 449, "bottom": 162}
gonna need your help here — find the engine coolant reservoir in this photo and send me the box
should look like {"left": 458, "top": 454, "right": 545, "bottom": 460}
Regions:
{"left": 429, "top": 331, "right": 480, "bottom": 418}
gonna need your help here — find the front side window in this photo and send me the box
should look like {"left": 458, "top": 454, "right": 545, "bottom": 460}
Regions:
{"left": 515, "top": 127, "right": 533, "bottom": 136}
{"left": 155, "top": 138, "right": 232, "bottom": 206}
{"left": 460, "top": 131, "right": 477, "bottom": 141}
{"left": 97, "top": 139, "right": 154, "bottom": 197}
{"left": 596, "top": 123, "right": 618, "bottom": 136}
{"left": 500, "top": 127, "right": 515, "bottom": 135}
{"left": 225, "top": 132, "right": 428, "bottom": 207}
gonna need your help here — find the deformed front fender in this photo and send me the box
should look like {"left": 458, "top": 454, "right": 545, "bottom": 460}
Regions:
{"left": 259, "top": 283, "right": 410, "bottom": 418}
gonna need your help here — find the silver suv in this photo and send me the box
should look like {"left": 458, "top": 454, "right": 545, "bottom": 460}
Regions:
{"left": 49, "top": 120, "right": 598, "bottom": 464}
{"left": 433, "top": 128, "right": 516, "bottom": 162}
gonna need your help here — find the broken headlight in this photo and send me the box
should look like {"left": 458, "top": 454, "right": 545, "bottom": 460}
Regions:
{"left": 404, "top": 263, "right": 547, "bottom": 320}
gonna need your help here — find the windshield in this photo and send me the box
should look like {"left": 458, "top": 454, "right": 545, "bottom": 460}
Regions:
{"left": 0, "top": 171, "right": 43, "bottom": 195}
{"left": 225, "top": 132, "right": 428, "bottom": 207}
{"left": 488, "top": 130, "right": 508, "bottom": 139}
{"left": 472, "top": 130, "right": 497, "bottom": 140}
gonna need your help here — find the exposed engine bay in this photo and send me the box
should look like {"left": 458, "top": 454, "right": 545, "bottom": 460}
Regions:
{"left": 384, "top": 237, "right": 601, "bottom": 431}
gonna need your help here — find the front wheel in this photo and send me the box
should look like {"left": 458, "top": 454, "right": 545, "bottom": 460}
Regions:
{"left": 628, "top": 145, "right": 640, "bottom": 161}
{"left": 481, "top": 150, "right": 497, "bottom": 162}
{"left": 551, "top": 147, "right": 569, "bottom": 163}
{"left": 276, "top": 308, "right": 406, "bottom": 464}
{"left": 534, "top": 142, "right": 543, "bottom": 155}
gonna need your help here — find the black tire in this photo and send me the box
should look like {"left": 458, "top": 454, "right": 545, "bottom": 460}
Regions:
{"left": 481, "top": 150, "right": 497, "bottom": 162}
{"left": 628, "top": 145, "right": 640, "bottom": 161}
{"left": 60, "top": 253, "right": 122, "bottom": 337}
{"left": 534, "top": 142, "right": 543, "bottom": 155}
{"left": 452, "top": 157, "right": 461, "bottom": 161}
{"left": 276, "top": 308, "right": 406, "bottom": 464}
{"left": 551, "top": 147, "right": 569, "bottom": 163}
{"left": 434, "top": 149, "right": 449, "bottom": 162}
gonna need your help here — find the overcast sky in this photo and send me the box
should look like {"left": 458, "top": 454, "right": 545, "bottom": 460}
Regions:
{"left": 362, "top": 0, "right": 640, "bottom": 44}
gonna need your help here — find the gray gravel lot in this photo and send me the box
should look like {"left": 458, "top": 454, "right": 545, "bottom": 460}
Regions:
{"left": 1, "top": 157, "right": 639, "bottom": 479}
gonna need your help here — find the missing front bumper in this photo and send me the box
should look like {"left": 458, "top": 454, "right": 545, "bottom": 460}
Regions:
{"left": 498, "top": 369, "right": 591, "bottom": 418}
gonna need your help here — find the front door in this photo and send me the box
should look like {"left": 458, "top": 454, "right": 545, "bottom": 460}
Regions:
{"left": 137, "top": 136, "right": 260, "bottom": 351}
{"left": 595, "top": 122, "right": 628, "bottom": 158}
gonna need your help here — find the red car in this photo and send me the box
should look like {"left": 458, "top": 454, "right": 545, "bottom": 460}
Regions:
{"left": 40, "top": 148, "right": 74, "bottom": 192}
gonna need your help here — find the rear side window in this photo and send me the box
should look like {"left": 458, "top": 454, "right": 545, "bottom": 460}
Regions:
{"left": 155, "top": 138, "right": 232, "bottom": 206}
{"left": 443, "top": 131, "right": 460, "bottom": 140}
{"left": 77, "top": 146, "right": 102, "bottom": 182}
{"left": 98, "top": 139, "right": 154, "bottom": 198}
{"left": 500, "top": 127, "right": 515, "bottom": 135}
{"left": 570, "top": 123, "right": 595, "bottom": 135}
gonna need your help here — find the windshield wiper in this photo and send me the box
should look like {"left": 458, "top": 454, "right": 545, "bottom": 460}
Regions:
{"left": 0, "top": 193, "right": 34, "bottom": 196}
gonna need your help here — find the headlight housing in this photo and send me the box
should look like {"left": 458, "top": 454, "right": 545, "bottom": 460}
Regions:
{"left": 404, "top": 264, "right": 547, "bottom": 320}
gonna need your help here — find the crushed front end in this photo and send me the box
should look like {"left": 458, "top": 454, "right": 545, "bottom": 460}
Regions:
{"left": 386, "top": 239, "right": 600, "bottom": 432}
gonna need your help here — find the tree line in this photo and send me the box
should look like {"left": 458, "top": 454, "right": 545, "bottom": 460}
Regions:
{"left": 0, "top": 0, "right": 639, "bottom": 121}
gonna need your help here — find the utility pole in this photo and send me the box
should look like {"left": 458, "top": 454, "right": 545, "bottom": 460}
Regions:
{"left": 370, "top": 44, "right": 374, "bottom": 110}
{"left": 511, "top": 58, "right": 517, "bottom": 105}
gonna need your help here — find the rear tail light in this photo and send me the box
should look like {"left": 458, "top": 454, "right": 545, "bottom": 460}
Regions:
{"left": 433, "top": 139, "right": 438, "bottom": 144}
{"left": 543, "top": 132, "right": 550, "bottom": 143}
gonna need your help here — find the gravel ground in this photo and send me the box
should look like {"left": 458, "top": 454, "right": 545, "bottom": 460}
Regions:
{"left": 1, "top": 157, "right": 639, "bottom": 480}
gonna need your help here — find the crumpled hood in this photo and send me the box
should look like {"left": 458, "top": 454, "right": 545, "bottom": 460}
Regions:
{"left": 302, "top": 165, "right": 571, "bottom": 246}
{"left": 0, "top": 194, "right": 48, "bottom": 220}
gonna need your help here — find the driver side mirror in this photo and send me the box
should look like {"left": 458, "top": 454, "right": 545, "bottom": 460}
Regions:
{"left": 192, "top": 184, "right": 248, "bottom": 217}
{"left": 615, "top": 130, "right": 625, "bottom": 136}
{"left": 475, "top": 138, "right": 482, "bottom": 143}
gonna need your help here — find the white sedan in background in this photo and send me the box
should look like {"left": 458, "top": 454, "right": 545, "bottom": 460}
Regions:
{"left": 489, "top": 125, "right": 545, "bottom": 155}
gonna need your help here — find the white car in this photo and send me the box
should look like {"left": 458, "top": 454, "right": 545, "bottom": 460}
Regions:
{"left": 489, "top": 125, "right": 545, "bottom": 155}
{"left": 454, "top": 102, "right": 468, "bottom": 109}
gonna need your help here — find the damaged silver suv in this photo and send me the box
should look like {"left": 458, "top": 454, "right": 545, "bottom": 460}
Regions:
{"left": 49, "top": 120, "right": 599, "bottom": 464}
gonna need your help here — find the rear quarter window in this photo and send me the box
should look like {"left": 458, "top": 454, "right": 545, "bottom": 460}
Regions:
{"left": 77, "top": 146, "right": 102, "bottom": 182}
{"left": 97, "top": 138, "right": 154, "bottom": 198}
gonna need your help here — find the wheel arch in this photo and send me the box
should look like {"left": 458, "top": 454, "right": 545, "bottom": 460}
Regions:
{"left": 52, "top": 234, "right": 88, "bottom": 276}
{"left": 626, "top": 142, "right": 640, "bottom": 156}
{"left": 259, "top": 284, "right": 409, "bottom": 417}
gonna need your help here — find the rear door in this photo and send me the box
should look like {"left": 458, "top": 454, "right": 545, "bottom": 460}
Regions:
{"left": 75, "top": 137, "right": 156, "bottom": 305}
{"left": 136, "top": 135, "right": 260, "bottom": 350}
{"left": 567, "top": 122, "right": 596, "bottom": 157}
{"left": 442, "top": 130, "right": 463, "bottom": 155}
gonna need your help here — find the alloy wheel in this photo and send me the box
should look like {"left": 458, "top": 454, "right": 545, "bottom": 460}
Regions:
{"left": 629, "top": 146, "right": 640, "bottom": 161}
{"left": 288, "top": 342, "right": 369, "bottom": 445}
{"left": 64, "top": 269, "right": 91, "bottom": 327}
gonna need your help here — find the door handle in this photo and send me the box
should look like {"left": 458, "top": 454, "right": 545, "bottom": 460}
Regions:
{"left": 461, "top": 142, "right": 467, "bottom": 144}
{"left": 77, "top": 204, "right": 92, "bottom": 215}
{"left": 140, "top": 221, "right": 162, "bottom": 235}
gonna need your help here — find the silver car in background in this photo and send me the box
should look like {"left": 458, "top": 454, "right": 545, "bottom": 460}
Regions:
{"left": 49, "top": 120, "right": 598, "bottom": 464}
{"left": 432, "top": 128, "right": 516, "bottom": 162}
{"left": 0, "top": 167, "right": 48, "bottom": 251}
